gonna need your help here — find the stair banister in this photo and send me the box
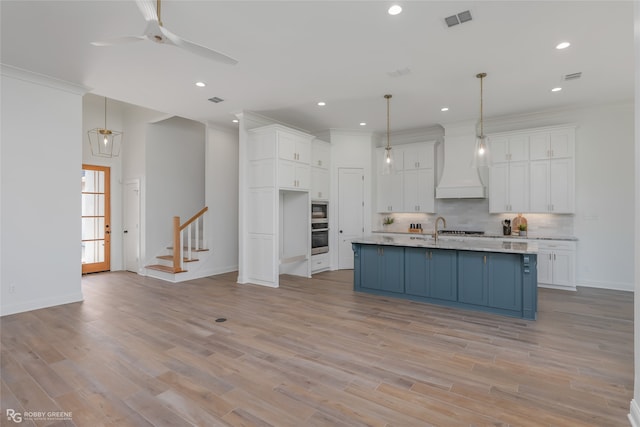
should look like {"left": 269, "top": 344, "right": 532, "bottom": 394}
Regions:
{"left": 172, "top": 206, "right": 208, "bottom": 273}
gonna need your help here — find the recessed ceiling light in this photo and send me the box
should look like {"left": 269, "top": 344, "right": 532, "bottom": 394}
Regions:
{"left": 360, "top": 122, "right": 367, "bottom": 126}
{"left": 388, "top": 5, "right": 402, "bottom": 15}
{"left": 232, "top": 119, "right": 239, "bottom": 123}
{"left": 441, "top": 107, "right": 449, "bottom": 112}
{"left": 551, "top": 87, "right": 563, "bottom": 92}
{"left": 556, "top": 42, "right": 571, "bottom": 50}
{"left": 195, "top": 81, "right": 206, "bottom": 87}
{"left": 317, "top": 101, "right": 326, "bottom": 106}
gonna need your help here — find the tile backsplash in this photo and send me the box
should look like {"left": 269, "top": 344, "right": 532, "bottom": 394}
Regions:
{"left": 376, "top": 198, "right": 574, "bottom": 237}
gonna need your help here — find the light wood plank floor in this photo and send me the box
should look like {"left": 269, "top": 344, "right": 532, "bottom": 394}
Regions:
{"left": 1, "top": 270, "right": 633, "bottom": 426}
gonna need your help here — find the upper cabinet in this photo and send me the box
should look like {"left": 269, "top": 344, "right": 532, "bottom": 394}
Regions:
{"left": 376, "top": 141, "right": 436, "bottom": 213}
{"left": 311, "top": 139, "right": 330, "bottom": 200}
{"left": 278, "top": 132, "right": 311, "bottom": 164}
{"left": 489, "top": 126, "right": 575, "bottom": 214}
{"left": 311, "top": 139, "right": 330, "bottom": 169}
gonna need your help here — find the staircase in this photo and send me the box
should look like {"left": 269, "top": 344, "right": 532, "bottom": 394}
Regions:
{"left": 146, "top": 207, "right": 209, "bottom": 281}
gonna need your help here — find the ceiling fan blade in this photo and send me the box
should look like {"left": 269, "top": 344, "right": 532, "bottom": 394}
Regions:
{"left": 135, "top": 0, "right": 159, "bottom": 22}
{"left": 91, "top": 36, "right": 146, "bottom": 46}
{"left": 159, "top": 26, "right": 238, "bottom": 65}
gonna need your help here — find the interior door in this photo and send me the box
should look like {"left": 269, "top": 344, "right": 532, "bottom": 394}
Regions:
{"left": 338, "top": 168, "right": 364, "bottom": 269}
{"left": 124, "top": 179, "right": 140, "bottom": 273}
{"left": 81, "top": 165, "right": 110, "bottom": 274}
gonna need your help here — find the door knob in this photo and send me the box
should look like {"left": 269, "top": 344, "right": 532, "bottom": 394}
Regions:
{"left": 123, "top": 230, "right": 128, "bottom": 234}
{"left": 339, "top": 230, "right": 343, "bottom": 234}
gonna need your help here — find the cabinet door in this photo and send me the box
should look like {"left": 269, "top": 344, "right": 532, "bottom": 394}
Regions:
{"left": 508, "top": 136, "right": 529, "bottom": 162}
{"left": 536, "top": 249, "right": 553, "bottom": 284}
{"left": 549, "top": 130, "right": 573, "bottom": 159}
{"left": 296, "top": 139, "right": 311, "bottom": 164}
{"left": 296, "top": 164, "right": 310, "bottom": 190}
{"left": 403, "top": 170, "right": 419, "bottom": 212}
{"left": 377, "top": 171, "right": 403, "bottom": 212}
{"left": 488, "top": 253, "right": 522, "bottom": 311}
{"left": 549, "top": 159, "right": 573, "bottom": 213}
{"left": 430, "top": 249, "right": 457, "bottom": 301}
{"left": 278, "top": 133, "right": 297, "bottom": 161}
{"left": 508, "top": 162, "right": 529, "bottom": 212}
{"left": 457, "top": 251, "right": 488, "bottom": 305}
{"left": 311, "top": 168, "right": 329, "bottom": 200}
{"left": 529, "top": 133, "right": 550, "bottom": 160}
{"left": 529, "top": 160, "right": 550, "bottom": 212}
{"left": 551, "top": 250, "right": 574, "bottom": 287}
{"left": 489, "top": 163, "right": 509, "bottom": 213}
{"left": 417, "top": 169, "right": 435, "bottom": 213}
{"left": 311, "top": 141, "right": 330, "bottom": 169}
{"left": 380, "top": 246, "right": 404, "bottom": 293}
{"left": 278, "top": 161, "right": 296, "bottom": 189}
{"left": 490, "top": 137, "right": 509, "bottom": 163}
{"left": 403, "top": 144, "right": 433, "bottom": 170}
{"left": 360, "top": 245, "right": 382, "bottom": 290}
{"left": 405, "top": 247, "right": 428, "bottom": 296}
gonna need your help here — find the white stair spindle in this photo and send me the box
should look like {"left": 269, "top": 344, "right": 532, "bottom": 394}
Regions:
{"left": 202, "top": 212, "right": 207, "bottom": 250}
{"left": 187, "top": 224, "right": 192, "bottom": 261}
{"left": 195, "top": 217, "right": 200, "bottom": 251}
{"left": 179, "top": 232, "right": 184, "bottom": 270}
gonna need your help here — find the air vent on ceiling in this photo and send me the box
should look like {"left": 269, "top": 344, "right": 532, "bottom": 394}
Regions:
{"left": 208, "top": 96, "right": 224, "bottom": 103}
{"left": 445, "top": 10, "right": 472, "bottom": 27}
{"left": 563, "top": 72, "right": 582, "bottom": 81}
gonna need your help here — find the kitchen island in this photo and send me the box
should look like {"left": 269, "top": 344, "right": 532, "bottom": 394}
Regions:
{"left": 352, "top": 236, "right": 538, "bottom": 320}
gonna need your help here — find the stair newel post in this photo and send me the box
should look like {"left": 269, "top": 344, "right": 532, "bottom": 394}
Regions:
{"left": 172, "top": 216, "right": 181, "bottom": 273}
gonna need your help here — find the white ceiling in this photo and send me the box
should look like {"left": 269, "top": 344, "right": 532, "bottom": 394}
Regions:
{"left": 1, "top": 1, "right": 634, "bottom": 134}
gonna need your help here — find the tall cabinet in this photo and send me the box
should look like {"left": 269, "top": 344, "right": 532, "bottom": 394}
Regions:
{"left": 489, "top": 125, "right": 575, "bottom": 214}
{"left": 241, "top": 124, "right": 314, "bottom": 287}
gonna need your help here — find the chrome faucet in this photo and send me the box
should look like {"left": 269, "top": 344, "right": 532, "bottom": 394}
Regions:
{"left": 434, "top": 216, "right": 446, "bottom": 243}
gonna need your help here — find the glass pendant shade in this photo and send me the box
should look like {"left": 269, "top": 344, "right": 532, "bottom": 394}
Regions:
{"left": 382, "top": 146, "right": 394, "bottom": 175}
{"left": 471, "top": 72, "right": 489, "bottom": 168}
{"left": 381, "top": 94, "right": 394, "bottom": 175}
{"left": 88, "top": 97, "right": 122, "bottom": 158}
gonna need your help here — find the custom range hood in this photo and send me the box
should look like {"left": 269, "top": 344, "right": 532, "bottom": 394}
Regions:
{"left": 435, "top": 121, "right": 486, "bottom": 199}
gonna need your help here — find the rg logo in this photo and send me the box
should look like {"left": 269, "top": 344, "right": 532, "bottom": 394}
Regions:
{"left": 6, "top": 409, "right": 22, "bottom": 423}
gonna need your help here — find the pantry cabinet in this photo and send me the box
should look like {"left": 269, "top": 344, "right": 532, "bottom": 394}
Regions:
{"left": 489, "top": 125, "right": 575, "bottom": 214}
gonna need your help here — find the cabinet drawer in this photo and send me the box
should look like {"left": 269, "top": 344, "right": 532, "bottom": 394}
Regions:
{"left": 311, "top": 253, "right": 329, "bottom": 272}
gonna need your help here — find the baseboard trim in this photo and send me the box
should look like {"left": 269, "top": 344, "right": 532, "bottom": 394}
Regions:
{"left": 0, "top": 292, "right": 84, "bottom": 317}
{"left": 629, "top": 399, "right": 640, "bottom": 427}
{"left": 577, "top": 279, "right": 634, "bottom": 292}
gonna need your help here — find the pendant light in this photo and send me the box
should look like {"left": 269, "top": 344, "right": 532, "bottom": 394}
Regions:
{"left": 472, "top": 72, "right": 490, "bottom": 168}
{"left": 382, "top": 94, "right": 394, "bottom": 175}
{"left": 88, "top": 97, "right": 122, "bottom": 158}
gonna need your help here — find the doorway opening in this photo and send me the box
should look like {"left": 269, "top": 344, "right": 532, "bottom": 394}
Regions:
{"left": 81, "top": 165, "right": 111, "bottom": 274}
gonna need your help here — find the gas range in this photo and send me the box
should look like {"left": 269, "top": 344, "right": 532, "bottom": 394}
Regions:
{"left": 438, "top": 230, "right": 485, "bottom": 236}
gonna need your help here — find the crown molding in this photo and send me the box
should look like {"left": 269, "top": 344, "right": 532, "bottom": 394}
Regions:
{"left": 1, "top": 64, "right": 89, "bottom": 96}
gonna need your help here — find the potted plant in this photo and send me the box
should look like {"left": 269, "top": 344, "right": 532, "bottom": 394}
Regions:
{"left": 518, "top": 223, "right": 527, "bottom": 236}
{"left": 383, "top": 216, "right": 394, "bottom": 227}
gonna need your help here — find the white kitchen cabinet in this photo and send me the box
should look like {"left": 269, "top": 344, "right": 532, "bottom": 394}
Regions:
{"left": 530, "top": 128, "right": 574, "bottom": 160}
{"left": 489, "top": 161, "right": 529, "bottom": 213}
{"left": 535, "top": 240, "right": 576, "bottom": 290}
{"left": 311, "top": 139, "right": 330, "bottom": 200}
{"left": 311, "top": 139, "right": 330, "bottom": 169}
{"left": 279, "top": 161, "right": 310, "bottom": 190}
{"left": 403, "top": 168, "right": 435, "bottom": 213}
{"left": 490, "top": 135, "right": 529, "bottom": 163}
{"left": 489, "top": 125, "right": 575, "bottom": 214}
{"left": 311, "top": 253, "right": 330, "bottom": 273}
{"left": 279, "top": 132, "right": 311, "bottom": 164}
{"left": 376, "top": 141, "right": 436, "bottom": 213}
{"left": 530, "top": 158, "right": 574, "bottom": 213}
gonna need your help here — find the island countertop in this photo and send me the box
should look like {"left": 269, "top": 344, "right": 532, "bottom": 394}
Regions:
{"left": 352, "top": 235, "right": 538, "bottom": 254}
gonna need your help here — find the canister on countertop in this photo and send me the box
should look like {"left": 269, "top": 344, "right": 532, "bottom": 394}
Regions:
{"left": 512, "top": 213, "right": 527, "bottom": 235}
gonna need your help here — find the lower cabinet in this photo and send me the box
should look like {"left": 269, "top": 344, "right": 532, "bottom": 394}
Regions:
{"left": 405, "top": 248, "right": 457, "bottom": 301}
{"left": 359, "top": 245, "right": 404, "bottom": 293}
{"left": 353, "top": 243, "right": 536, "bottom": 319}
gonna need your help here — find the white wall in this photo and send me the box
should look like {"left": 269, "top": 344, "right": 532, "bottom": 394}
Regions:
{"left": 82, "top": 93, "right": 125, "bottom": 270}
{"left": 1, "top": 67, "right": 85, "bottom": 316}
{"left": 629, "top": 1, "right": 639, "bottom": 425}
{"left": 317, "top": 130, "right": 375, "bottom": 269}
{"left": 205, "top": 124, "right": 239, "bottom": 274}
{"left": 145, "top": 116, "right": 206, "bottom": 264}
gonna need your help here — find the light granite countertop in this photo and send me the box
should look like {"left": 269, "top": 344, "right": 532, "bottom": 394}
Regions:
{"left": 353, "top": 235, "right": 539, "bottom": 255}
{"left": 372, "top": 230, "right": 577, "bottom": 242}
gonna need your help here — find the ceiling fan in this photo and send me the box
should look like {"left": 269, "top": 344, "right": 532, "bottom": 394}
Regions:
{"left": 91, "top": 0, "right": 238, "bottom": 65}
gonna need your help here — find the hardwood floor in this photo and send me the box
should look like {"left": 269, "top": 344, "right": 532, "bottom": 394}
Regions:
{"left": 1, "top": 270, "right": 633, "bottom": 426}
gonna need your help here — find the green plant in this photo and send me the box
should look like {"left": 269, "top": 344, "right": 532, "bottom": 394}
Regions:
{"left": 518, "top": 223, "right": 527, "bottom": 231}
{"left": 383, "top": 216, "right": 394, "bottom": 225}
